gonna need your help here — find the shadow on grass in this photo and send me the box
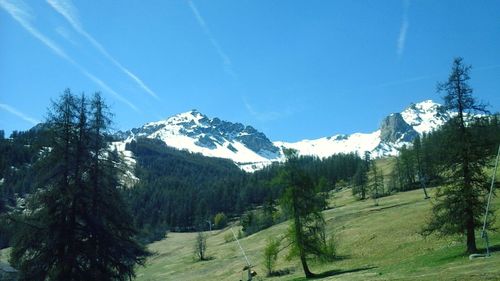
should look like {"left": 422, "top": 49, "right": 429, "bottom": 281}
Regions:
{"left": 412, "top": 242, "right": 500, "bottom": 268}
{"left": 489, "top": 244, "right": 500, "bottom": 253}
{"left": 477, "top": 243, "right": 500, "bottom": 255}
{"left": 366, "top": 202, "right": 413, "bottom": 212}
{"left": 290, "top": 266, "right": 377, "bottom": 280}
{"left": 268, "top": 267, "right": 295, "bottom": 277}
{"left": 196, "top": 256, "right": 215, "bottom": 262}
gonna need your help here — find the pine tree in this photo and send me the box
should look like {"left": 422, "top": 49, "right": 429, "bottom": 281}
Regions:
{"left": 413, "top": 135, "right": 430, "bottom": 199}
{"left": 398, "top": 145, "right": 416, "bottom": 191}
{"left": 369, "top": 160, "right": 384, "bottom": 206}
{"left": 9, "top": 90, "right": 148, "bottom": 280}
{"left": 425, "top": 58, "right": 491, "bottom": 254}
{"left": 352, "top": 151, "right": 370, "bottom": 199}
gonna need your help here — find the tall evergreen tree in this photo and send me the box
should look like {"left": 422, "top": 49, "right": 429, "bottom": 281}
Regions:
{"left": 425, "top": 58, "right": 491, "bottom": 254}
{"left": 369, "top": 160, "right": 384, "bottom": 206}
{"left": 413, "top": 135, "right": 430, "bottom": 199}
{"left": 278, "top": 149, "right": 329, "bottom": 278}
{"left": 352, "top": 151, "right": 370, "bottom": 199}
{"left": 9, "top": 90, "right": 148, "bottom": 280}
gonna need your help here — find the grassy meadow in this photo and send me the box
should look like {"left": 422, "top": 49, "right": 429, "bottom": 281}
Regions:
{"left": 135, "top": 184, "right": 500, "bottom": 281}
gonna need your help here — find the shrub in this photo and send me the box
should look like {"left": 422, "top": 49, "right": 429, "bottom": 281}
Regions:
{"left": 263, "top": 237, "right": 280, "bottom": 276}
{"left": 214, "top": 212, "right": 228, "bottom": 229}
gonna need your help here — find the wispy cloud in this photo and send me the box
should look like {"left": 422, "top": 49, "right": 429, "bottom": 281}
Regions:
{"left": 0, "top": 103, "right": 40, "bottom": 125}
{"left": 0, "top": 0, "right": 139, "bottom": 112}
{"left": 46, "top": 0, "right": 160, "bottom": 100}
{"left": 397, "top": 0, "right": 410, "bottom": 58}
{"left": 55, "top": 26, "right": 77, "bottom": 45}
{"left": 376, "top": 75, "right": 429, "bottom": 88}
{"left": 188, "top": 0, "right": 236, "bottom": 78}
{"left": 242, "top": 97, "right": 295, "bottom": 122}
{"left": 79, "top": 69, "right": 139, "bottom": 112}
{"left": 0, "top": 0, "right": 71, "bottom": 61}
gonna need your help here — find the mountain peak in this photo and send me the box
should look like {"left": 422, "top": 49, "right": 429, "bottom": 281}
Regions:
{"left": 402, "top": 100, "right": 448, "bottom": 134}
{"left": 115, "top": 99, "right": 454, "bottom": 172}
{"left": 117, "top": 110, "right": 281, "bottom": 172}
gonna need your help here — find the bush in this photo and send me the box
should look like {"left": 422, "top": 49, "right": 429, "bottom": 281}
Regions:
{"left": 214, "top": 212, "right": 227, "bottom": 229}
{"left": 319, "top": 234, "right": 337, "bottom": 262}
{"left": 263, "top": 237, "right": 280, "bottom": 276}
{"left": 194, "top": 231, "right": 207, "bottom": 261}
{"left": 240, "top": 207, "right": 284, "bottom": 236}
{"left": 223, "top": 232, "right": 235, "bottom": 243}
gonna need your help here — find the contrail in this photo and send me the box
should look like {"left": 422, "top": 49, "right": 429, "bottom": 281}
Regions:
{"left": 47, "top": 0, "right": 160, "bottom": 100}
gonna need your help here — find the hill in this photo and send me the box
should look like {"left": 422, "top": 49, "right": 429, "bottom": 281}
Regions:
{"left": 134, "top": 185, "right": 500, "bottom": 281}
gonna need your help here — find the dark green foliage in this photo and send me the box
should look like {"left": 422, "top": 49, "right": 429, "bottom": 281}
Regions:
{"left": 278, "top": 149, "right": 334, "bottom": 278}
{"left": 413, "top": 136, "right": 430, "bottom": 198}
{"left": 369, "top": 160, "right": 385, "bottom": 205}
{"left": 240, "top": 201, "right": 282, "bottom": 236}
{"left": 424, "top": 58, "right": 494, "bottom": 254}
{"left": 352, "top": 151, "right": 370, "bottom": 199}
{"left": 1, "top": 130, "right": 363, "bottom": 246}
{"left": 8, "top": 90, "right": 148, "bottom": 280}
{"left": 124, "top": 139, "right": 363, "bottom": 241}
{"left": 123, "top": 138, "right": 246, "bottom": 237}
{"left": 397, "top": 145, "right": 417, "bottom": 191}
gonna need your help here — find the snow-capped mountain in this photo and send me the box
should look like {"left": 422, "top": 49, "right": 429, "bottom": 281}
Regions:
{"left": 114, "top": 100, "right": 451, "bottom": 172}
{"left": 277, "top": 100, "right": 451, "bottom": 159}
{"left": 115, "top": 110, "right": 281, "bottom": 172}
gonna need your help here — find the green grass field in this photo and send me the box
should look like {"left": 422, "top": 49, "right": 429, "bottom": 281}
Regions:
{"left": 135, "top": 184, "right": 500, "bottom": 281}
{"left": 2, "top": 160, "right": 499, "bottom": 280}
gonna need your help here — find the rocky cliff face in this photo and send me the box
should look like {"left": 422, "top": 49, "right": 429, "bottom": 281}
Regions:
{"left": 379, "top": 113, "right": 418, "bottom": 143}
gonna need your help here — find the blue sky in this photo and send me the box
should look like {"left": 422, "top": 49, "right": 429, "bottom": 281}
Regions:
{"left": 1, "top": 0, "right": 499, "bottom": 141}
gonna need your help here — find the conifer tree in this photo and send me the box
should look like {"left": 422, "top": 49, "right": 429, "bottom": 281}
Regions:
{"left": 413, "top": 135, "right": 430, "bottom": 199}
{"left": 9, "top": 89, "right": 148, "bottom": 280}
{"left": 352, "top": 151, "right": 370, "bottom": 199}
{"left": 369, "top": 160, "right": 384, "bottom": 206}
{"left": 278, "top": 149, "right": 330, "bottom": 278}
{"left": 425, "top": 58, "right": 491, "bottom": 254}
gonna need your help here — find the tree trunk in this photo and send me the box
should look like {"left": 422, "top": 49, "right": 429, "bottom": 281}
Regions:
{"left": 293, "top": 189, "right": 315, "bottom": 278}
{"left": 300, "top": 251, "right": 314, "bottom": 278}
{"left": 465, "top": 208, "right": 477, "bottom": 254}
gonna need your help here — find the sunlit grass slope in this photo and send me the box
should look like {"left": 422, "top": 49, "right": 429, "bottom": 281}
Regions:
{"left": 136, "top": 184, "right": 500, "bottom": 281}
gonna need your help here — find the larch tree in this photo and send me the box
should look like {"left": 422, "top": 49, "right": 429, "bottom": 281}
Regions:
{"left": 278, "top": 149, "right": 332, "bottom": 278}
{"left": 425, "top": 58, "right": 491, "bottom": 254}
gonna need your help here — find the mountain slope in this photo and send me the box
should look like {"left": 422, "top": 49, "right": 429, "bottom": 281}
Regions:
{"left": 277, "top": 100, "right": 449, "bottom": 159}
{"left": 134, "top": 187, "right": 500, "bottom": 281}
{"left": 115, "top": 100, "right": 451, "bottom": 171}
{"left": 116, "top": 110, "right": 281, "bottom": 172}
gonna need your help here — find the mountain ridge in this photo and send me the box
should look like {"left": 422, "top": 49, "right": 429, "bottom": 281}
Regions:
{"left": 114, "top": 99, "right": 451, "bottom": 172}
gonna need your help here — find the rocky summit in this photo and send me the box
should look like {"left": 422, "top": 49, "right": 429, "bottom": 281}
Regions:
{"left": 115, "top": 110, "right": 281, "bottom": 172}
{"left": 380, "top": 113, "right": 419, "bottom": 143}
{"left": 114, "top": 100, "right": 452, "bottom": 172}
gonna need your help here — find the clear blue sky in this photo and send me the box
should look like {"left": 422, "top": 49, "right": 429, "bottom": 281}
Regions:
{"left": 1, "top": 0, "right": 499, "bottom": 141}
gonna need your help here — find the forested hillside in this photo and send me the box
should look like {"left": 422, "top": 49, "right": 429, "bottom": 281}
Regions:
{"left": 122, "top": 138, "right": 363, "bottom": 242}
{"left": 0, "top": 128, "right": 364, "bottom": 246}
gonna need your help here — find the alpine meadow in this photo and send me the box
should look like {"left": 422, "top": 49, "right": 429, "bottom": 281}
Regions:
{"left": 1, "top": 1, "right": 500, "bottom": 280}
